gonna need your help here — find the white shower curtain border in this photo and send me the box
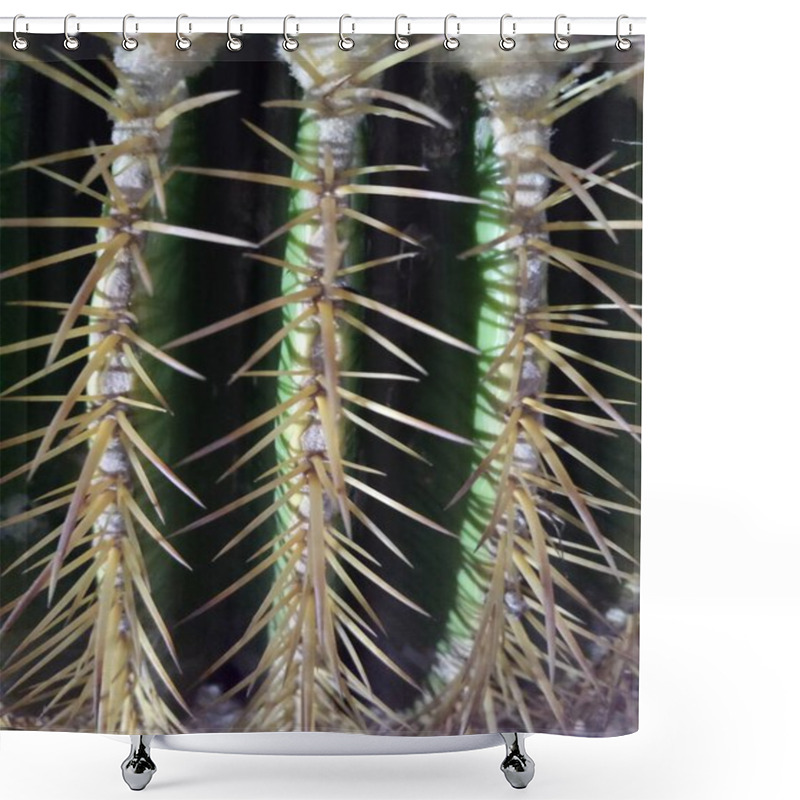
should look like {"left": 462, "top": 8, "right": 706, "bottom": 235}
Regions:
{"left": 0, "top": 15, "right": 645, "bottom": 36}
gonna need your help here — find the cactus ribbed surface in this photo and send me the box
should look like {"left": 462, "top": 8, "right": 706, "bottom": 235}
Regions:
{"left": 1, "top": 34, "right": 642, "bottom": 736}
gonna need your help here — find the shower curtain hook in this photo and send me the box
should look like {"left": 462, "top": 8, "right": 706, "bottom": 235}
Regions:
{"left": 283, "top": 15, "right": 299, "bottom": 51}
{"left": 339, "top": 15, "right": 355, "bottom": 50}
{"left": 176, "top": 13, "right": 192, "bottom": 50}
{"left": 394, "top": 15, "right": 410, "bottom": 51}
{"left": 227, "top": 15, "right": 242, "bottom": 51}
{"left": 499, "top": 13, "right": 515, "bottom": 50}
{"left": 443, "top": 14, "right": 460, "bottom": 50}
{"left": 554, "top": 14, "right": 570, "bottom": 51}
{"left": 121, "top": 14, "right": 138, "bottom": 50}
{"left": 616, "top": 15, "right": 632, "bottom": 50}
{"left": 12, "top": 14, "right": 28, "bottom": 51}
{"left": 63, "top": 14, "right": 80, "bottom": 50}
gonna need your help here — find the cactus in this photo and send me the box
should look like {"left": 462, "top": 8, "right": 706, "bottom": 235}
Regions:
{"left": 1, "top": 33, "right": 642, "bottom": 735}
{"left": 0, "top": 35, "right": 249, "bottom": 731}
{"left": 409, "top": 38, "right": 642, "bottom": 735}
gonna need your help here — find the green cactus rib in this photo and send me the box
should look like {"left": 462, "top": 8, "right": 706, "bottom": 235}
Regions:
{"left": 0, "top": 36, "right": 247, "bottom": 730}
{"left": 165, "top": 36, "right": 491, "bottom": 732}
{"left": 409, "top": 40, "right": 643, "bottom": 735}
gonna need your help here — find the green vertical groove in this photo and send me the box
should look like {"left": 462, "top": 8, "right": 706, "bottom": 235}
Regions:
{"left": 428, "top": 129, "right": 519, "bottom": 676}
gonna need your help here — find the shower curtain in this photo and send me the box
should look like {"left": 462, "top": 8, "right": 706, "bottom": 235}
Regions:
{"left": 0, "top": 29, "right": 643, "bottom": 739}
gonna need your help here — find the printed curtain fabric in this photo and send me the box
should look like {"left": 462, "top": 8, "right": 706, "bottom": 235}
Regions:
{"left": 0, "top": 32, "right": 643, "bottom": 737}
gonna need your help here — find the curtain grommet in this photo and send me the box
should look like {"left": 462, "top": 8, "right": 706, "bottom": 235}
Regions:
{"left": 12, "top": 14, "right": 29, "bottom": 51}
{"left": 443, "top": 14, "right": 460, "bottom": 50}
{"left": 176, "top": 13, "right": 192, "bottom": 51}
{"left": 63, "top": 14, "right": 80, "bottom": 50}
{"left": 121, "top": 14, "right": 138, "bottom": 51}
{"left": 499, "top": 14, "right": 515, "bottom": 51}
{"left": 282, "top": 15, "right": 299, "bottom": 51}
{"left": 339, "top": 14, "right": 355, "bottom": 51}
{"left": 554, "top": 14, "right": 570, "bottom": 51}
{"left": 394, "top": 14, "right": 410, "bottom": 51}
{"left": 227, "top": 15, "right": 242, "bottom": 51}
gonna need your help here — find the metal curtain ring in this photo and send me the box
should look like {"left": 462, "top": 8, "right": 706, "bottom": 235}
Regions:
{"left": 64, "top": 13, "right": 79, "bottom": 50}
{"left": 554, "top": 14, "right": 570, "bottom": 51}
{"left": 499, "top": 13, "right": 515, "bottom": 50}
{"left": 121, "top": 14, "right": 138, "bottom": 50}
{"left": 12, "top": 14, "right": 28, "bottom": 51}
{"left": 443, "top": 14, "right": 459, "bottom": 50}
{"left": 176, "top": 13, "right": 191, "bottom": 50}
{"left": 394, "top": 14, "right": 410, "bottom": 51}
{"left": 339, "top": 14, "right": 354, "bottom": 50}
{"left": 616, "top": 14, "right": 632, "bottom": 51}
{"left": 283, "top": 15, "right": 298, "bottom": 51}
{"left": 227, "top": 15, "right": 242, "bottom": 51}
